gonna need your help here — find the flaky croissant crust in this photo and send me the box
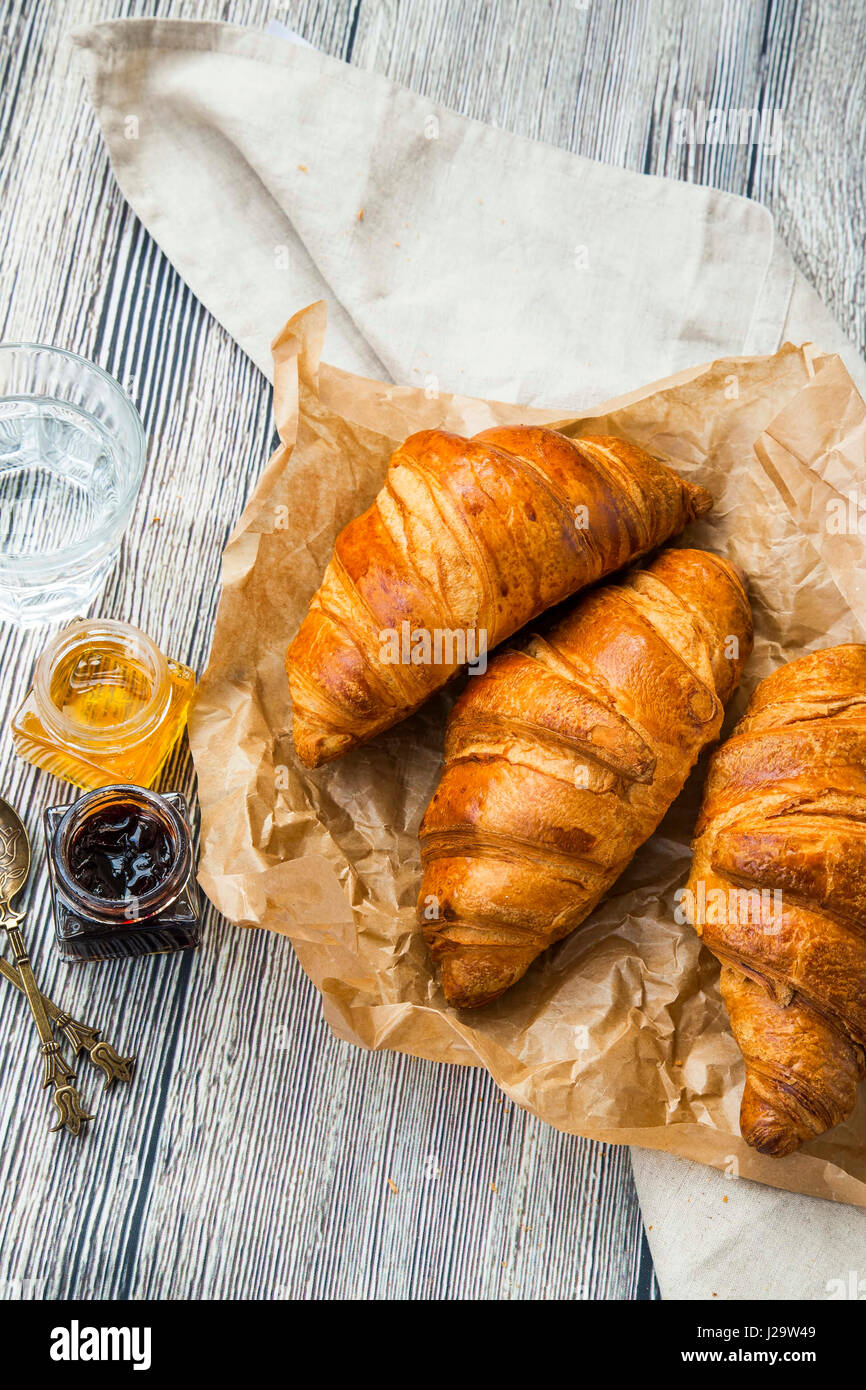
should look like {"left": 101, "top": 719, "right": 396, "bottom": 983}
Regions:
{"left": 287, "top": 426, "right": 711, "bottom": 767}
{"left": 686, "top": 644, "right": 866, "bottom": 1156}
{"left": 419, "top": 547, "right": 753, "bottom": 1009}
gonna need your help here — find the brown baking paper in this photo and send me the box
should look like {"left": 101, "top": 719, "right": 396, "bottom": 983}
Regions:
{"left": 189, "top": 301, "right": 866, "bottom": 1205}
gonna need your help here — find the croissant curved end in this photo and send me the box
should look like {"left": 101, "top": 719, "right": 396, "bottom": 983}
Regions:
{"left": 740, "top": 1078, "right": 807, "bottom": 1159}
{"left": 439, "top": 946, "right": 537, "bottom": 1010}
{"left": 291, "top": 712, "right": 356, "bottom": 769}
{"left": 688, "top": 482, "right": 714, "bottom": 519}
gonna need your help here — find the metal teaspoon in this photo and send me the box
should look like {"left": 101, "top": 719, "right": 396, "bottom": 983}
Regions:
{"left": 0, "top": 955, "right": 136, "bottom": 1089}
{"left": 0, "top": 797, "right": 92, "bottom": 1134}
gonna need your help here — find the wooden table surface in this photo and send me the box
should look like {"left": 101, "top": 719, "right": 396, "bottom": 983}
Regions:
{"left": 0, "top": 0, "right": 862, "bottom": 1301}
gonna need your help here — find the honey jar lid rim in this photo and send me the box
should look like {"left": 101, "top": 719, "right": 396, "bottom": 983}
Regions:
{"left": 33, "top": 618, "right": 173, "bottom": 749}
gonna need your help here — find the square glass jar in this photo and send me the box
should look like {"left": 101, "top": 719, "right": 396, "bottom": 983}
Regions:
{"left": 44, "top": 784, "right": 201, "bottom": 963}
{"left": 12, "top": 617, "right": 195, "bottom": 790}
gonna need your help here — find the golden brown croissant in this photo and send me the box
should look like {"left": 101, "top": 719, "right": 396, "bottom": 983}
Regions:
{"left": 685, "top": 645, "right": 866, "bottom": 1156}
{"left": 418, "top": 547, "right": 753, "bottom": 1008}
{"left": 287, "top": 427, "right": 712, "bottom": 767}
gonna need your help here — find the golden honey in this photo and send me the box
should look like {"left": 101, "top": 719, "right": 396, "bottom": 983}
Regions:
{"left": 11, "top": 619, "right": 195, "bottom": 790}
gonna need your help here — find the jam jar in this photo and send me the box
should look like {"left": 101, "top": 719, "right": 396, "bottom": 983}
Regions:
{"left": 11, "top": 618, "right": 195, "bottom": 791}
{"left": 44, "top": 784, "right": 201, "bottom": 962}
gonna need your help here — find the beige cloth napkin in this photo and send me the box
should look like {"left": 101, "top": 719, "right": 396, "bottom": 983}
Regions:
{"left": 73, "top": 16, "right": 866, "bottom": 1300}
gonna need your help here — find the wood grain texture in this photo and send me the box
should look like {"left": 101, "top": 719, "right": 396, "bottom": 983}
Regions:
{"left": 0, "top": 0, "right": 862, "bottom": 1300}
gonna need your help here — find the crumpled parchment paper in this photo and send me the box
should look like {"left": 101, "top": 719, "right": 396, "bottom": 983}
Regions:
{"left": 189, "top": 301, "right": 866, "bottom": 1205}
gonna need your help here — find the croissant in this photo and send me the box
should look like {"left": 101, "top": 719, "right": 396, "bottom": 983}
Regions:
{"left": 418, "top": 547, "right": 753, "bottom": 1008}
{"left": 685, "top": 645, "right": 866, "bottom": 1156}
{"left": 287, "top": 427, "right": 712, "bottom": 767}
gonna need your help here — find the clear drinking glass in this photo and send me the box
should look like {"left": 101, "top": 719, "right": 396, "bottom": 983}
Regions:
{"left": 0, "top": 344, "right": 146, "bottom": 625}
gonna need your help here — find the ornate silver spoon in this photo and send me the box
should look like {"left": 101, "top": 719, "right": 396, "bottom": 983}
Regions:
{"left": 0, "top": 956, "right": 135, "bottom": 1089}
{"left": 0, "top": 797, "right": 92, "bottom": 1134}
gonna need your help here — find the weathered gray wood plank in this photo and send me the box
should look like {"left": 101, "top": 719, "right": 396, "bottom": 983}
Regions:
{"left": 0, "top": 0, "right": 861, "bottom": 1301}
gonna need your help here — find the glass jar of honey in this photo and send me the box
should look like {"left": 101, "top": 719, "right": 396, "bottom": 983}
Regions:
{"left": 44, "top": 784, "right": 201, "bottom": 962}
{"left": 11, "top": 619, "right": 195, "bottom": 791}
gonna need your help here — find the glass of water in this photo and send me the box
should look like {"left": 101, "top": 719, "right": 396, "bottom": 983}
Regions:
{"left": 0, "top": 343, "right": 146, "bottom": 625}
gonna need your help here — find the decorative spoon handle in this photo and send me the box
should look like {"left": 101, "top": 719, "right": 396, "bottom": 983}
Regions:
{"left": 0, "top": 955, "right": 136, "bottom": 1089}
{"left": 0, "top": 905, "right": 92, "bottom": 1134}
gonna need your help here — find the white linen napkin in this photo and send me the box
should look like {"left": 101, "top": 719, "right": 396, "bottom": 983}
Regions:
{"left": 72, "top": 16, "right": 866, "bottom": 1300}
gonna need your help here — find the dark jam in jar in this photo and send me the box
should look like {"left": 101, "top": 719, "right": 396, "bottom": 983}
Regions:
{"left": 45, "top": 784, "right": 201, "bottom": 962}
{"left": 69, "top": 808, "right": 174, "bottom": 900}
